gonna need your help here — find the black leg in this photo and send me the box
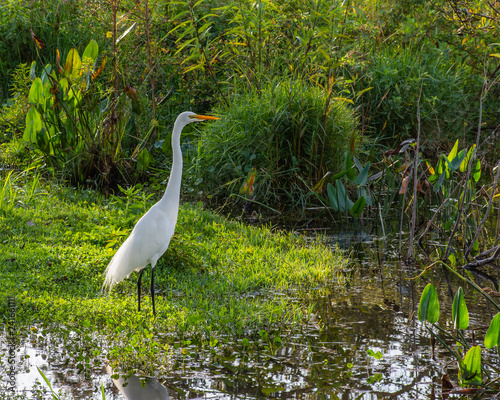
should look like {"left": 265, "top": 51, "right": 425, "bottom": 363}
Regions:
{"left": 137, "top": 269, "right": 144, "bottom": 312}
{"left": 151, "top": 267, "right": 156, "bottom": 316}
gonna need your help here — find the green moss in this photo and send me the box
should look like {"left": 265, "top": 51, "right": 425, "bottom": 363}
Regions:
{"left": 0, "top": 173, "right": 346, "bottom": 373}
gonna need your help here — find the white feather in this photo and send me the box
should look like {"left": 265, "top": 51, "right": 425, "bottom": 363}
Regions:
{"left": 102, "top": 112, "right": 219, "bottom": 310}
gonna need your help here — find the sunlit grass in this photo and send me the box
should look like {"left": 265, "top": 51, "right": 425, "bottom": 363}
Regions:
{"left": 0, "top": 173, "right": 347, "bottom": 374}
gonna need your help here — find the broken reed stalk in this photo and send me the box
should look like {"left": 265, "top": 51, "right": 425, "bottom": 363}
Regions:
{"left": 406, "top": 87, "right": 422, "bottom": 262}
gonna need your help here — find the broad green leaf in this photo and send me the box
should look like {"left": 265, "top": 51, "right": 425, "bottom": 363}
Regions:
{"left": 460, "top": 144, "right": 476, "bottom": 172}
{"left": 23, "top": 107, "right": 42, "bottom": 142}
{"left": 418, "top": 283, "right": 439, "bottom": 323}
{"left": 336, "top": 180, "right": 353, "bottom": 212}
{"left": 137, "top": 148, "right": 154, "bottom": 172}
{"left": 82, "top": 39, "right": 99, "bottom": 62}
{"left": 434, "top": 171, "right": 446, "bottom": 192}
{"left": 452, "top": 287, "right": 469, "bottom": 330}
{"left": 448, "top": 139, "right": 459, "bottom": 161}
{"left": 29, "top": 78, "right": 44, "bottom": 105}
{"left": 459, "top": 345, "right": 481, "bottom": 387}
{"left": 484, "top": 313, "right": 500, "bottom": 354}
{"left": 442, "top": 154, "right": 453, "bottom": 175}
{"left": 451, "top": 149, "right": 467, "bottom": 171}
{"left": 472, "top": 160, "right": 481, "bottom": 182}
{"left": 344, "top": 150, "right": 356, "bottom": 181}
{"left": 40, "top": 64, "right": 53, "bottom": 85}
{"left": 350, "top": 196, "right": 366, "bottom": 218}
{"left": 59, "top": 78, "right": 69, "bottom": 100}
{"left": 327, "top": 183, "right": 338, "bottom": 211}
{"left": 355, "top": 162, "right": 371, "bottom": 186}
{"left": 437, "top": 157, "right": 444, "bottom": 175}
{"left": 64, "top": 48, "right": 82, "bottom": 79}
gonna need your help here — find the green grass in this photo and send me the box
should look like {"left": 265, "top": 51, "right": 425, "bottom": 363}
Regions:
{"left": 0, "top": 171, "right": 347, "bottom": 375}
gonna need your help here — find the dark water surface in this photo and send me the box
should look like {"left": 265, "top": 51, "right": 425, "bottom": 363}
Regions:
{"left": 2, "top": 222, "right": 499, "bottom": 399}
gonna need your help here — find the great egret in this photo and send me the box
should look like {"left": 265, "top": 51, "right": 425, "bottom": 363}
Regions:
{"left": 103, "top": 111, "right": 219, "bottom": 315}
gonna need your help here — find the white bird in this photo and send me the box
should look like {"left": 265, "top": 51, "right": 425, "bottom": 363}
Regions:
{"left": 103, "top": 111, "right": 219, "bottom": 315}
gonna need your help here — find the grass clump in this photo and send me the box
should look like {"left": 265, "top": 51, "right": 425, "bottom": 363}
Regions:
{"left": 364, "top": 46, "right": 471, "bottom": 152}
{"left": 196, "top": 79, "right": 358, "bottom": 209}
{"left": 0, "top": 171, "right": 347, "bottom": 376}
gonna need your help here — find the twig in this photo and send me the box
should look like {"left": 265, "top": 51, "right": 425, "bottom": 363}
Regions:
{"left": 406, "top": 86, "right": 422, "bottom": 262}
{"left": 463, "top": 245, "right": 500, "bottom": 270}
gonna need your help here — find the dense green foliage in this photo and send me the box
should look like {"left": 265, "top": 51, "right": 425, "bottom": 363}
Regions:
{"left": 197, "top": 79, "right": 357, "bottom": 208}
{"left": 0, "top": 0, "right": 498, "bottom": 207}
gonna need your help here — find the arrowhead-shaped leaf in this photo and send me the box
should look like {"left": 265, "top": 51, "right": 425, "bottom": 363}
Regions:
{"left": 459, "top": 345, "right": 482, "bottom": 387}
{"left": 484, "top": 313, "right": 500, "bottom": 356}
{"left": 452, "top": 287, "right": 469, "bottom": 330}
{"left": 418, "top": 283, "right": 440, "bottom": 323}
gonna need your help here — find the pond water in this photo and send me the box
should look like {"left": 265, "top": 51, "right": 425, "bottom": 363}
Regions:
{"left": 1, "top": 219, "right": 499, "bottom": 399}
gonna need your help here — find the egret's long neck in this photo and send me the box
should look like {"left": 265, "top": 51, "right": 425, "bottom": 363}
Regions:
{"left": 159, "top": 121, "right": 183, "bottom": 220}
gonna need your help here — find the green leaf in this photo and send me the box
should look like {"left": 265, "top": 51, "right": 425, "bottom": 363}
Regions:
{"left": 29, "top": 77, "right": 44, "bottom": 105}
{"left": 359, "top": 187, "right": 372, "bottom": 206}
{"left": 448, "top": 252, "right": 456, "bottom": 266}
{"left": 24, "top": 107, "right": 42, "bottom": 142}
{"left": 452, "top": 287, "right": 469, "bottom": 330}
{"left": 82, "top": 39, "right": 99, "bottom": 63}
{"left": 459, "top": 345, "right": 481, "bottom": 387}
{"left": 327, "top": 183, "right": 338, "bottom": 211}
{"left": 442, "top": 154, "right": 453, "bottom": 175}
{"left": 451, "top": 149, "right": 467, "bottom": 171}
{"left": 418, "top": 283, "right": 439, "bottom": 323}
{"left": 37, "top": 366, "right": 54, "bottom": 390}
{"left": 460, "top": 144, "right": 476, "bottom": 172}
{"left": 137, "top": 148, "right": 154, "bottom": 172}
{"left": 472, "top": 160, "right": 481, "bottom": 182}
{"left": 40, "top": 64, "right": 53, "bottom": 85}
{"left": 484, "top": 313, "right": 500, "bottom": 351}
{"left": 355, "top": 162, "right": 371, "bottom": 186}
{"left": 336, "top": 180, "right": 353, "bottom": 212}
{"left": 344, "top": 150, "right": 356, "bottom": 181}
{"left": 64, "top": 48, "right": 82, "bottom": 79}
{"left": 472, "top": 239, "right": 479, "bottom": 252}
{"left": 448, "top": 139, "right": 459, "bottom": 161}
{"left": 331, "top": 170, "right": 348, "bottom": 180}
{"left": 30, "top": 60, "right": 37, "bottom": 80}
{"left": 350, "top": 196, "right": 366, "bottom": 218}
{"left": 367, "top": 349, "right": 384, "bottom": 359}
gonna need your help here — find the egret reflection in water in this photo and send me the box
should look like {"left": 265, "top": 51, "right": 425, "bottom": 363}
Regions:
{"left": 106, "top": 366, "right": 170, "bottom": 400}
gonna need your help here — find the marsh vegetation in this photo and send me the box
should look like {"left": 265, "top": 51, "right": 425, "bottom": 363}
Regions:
{"left": 0, "top": 0, "right": 499, "bottom": 398}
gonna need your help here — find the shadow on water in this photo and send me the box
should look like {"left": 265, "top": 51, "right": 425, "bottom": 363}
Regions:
{"left": 1, "top": 217, "right": 499, "bottom": 399}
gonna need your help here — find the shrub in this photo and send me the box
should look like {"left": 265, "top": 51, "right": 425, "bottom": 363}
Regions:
{"left": 195, "top": 79, "right": 358, "bottom": 209}
{"left": 365, "top": 46, "right": 471, "bottom": 153}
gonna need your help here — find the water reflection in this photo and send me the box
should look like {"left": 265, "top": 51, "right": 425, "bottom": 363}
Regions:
{"left": 2, "top": 223, "right": 499, "bottom": 399}
{"left": 106, "top": 366, "right": 170, "bottom": 400}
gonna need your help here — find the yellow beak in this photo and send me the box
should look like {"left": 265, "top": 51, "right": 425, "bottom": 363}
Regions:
{"left": 191, "top": 114, "right": 220, "bottom": 121}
